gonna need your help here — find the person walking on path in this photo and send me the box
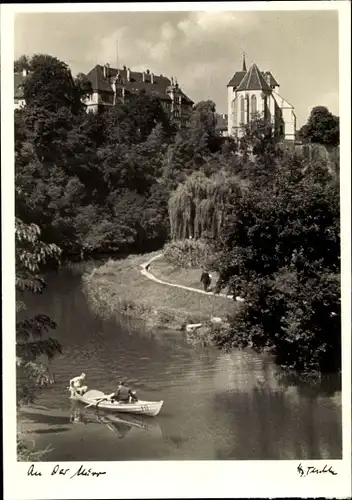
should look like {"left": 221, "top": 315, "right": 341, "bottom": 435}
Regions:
{"left": 200, "top": 268, "right": 211, "bottom": 292}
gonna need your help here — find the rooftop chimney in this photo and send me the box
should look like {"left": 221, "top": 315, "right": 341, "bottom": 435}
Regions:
{"left": 103, "top": 63, "right": 110, "bottom": 78}
{"left": 146, "top": 69, "right": 150, "bottom": 74}
{"left": 127, "top": 68, "right": 131, "bottom": 82}
{"left": 123, "top": 65, "right": 126, "bottom": 70}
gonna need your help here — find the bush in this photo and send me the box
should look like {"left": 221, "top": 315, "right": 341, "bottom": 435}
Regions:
{"left": 187, "top": 319, "right": 232, "bottom": 348}
{"left": 163, "top": 239, "right": 215, "bottom": 269}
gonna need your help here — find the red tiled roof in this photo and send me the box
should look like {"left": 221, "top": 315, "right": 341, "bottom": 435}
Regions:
{"left": 236, "top": 63, "right": 271, "bottom": 92}
{"left": 86, "top": 65, "right": 194, "bottom": 104}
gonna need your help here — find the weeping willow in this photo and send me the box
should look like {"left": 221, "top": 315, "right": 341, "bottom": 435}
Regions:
{"left": 169, "top": 171, "right": 237, "bottom": 240}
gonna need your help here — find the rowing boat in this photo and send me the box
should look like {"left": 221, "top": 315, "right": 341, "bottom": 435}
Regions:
{"left": 71, "top": 389, "right": 163, "bottom": 417}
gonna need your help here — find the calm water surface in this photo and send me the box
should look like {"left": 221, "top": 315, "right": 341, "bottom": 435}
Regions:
{"left": 19, "top": 263, "right": 342, "bottom": 461}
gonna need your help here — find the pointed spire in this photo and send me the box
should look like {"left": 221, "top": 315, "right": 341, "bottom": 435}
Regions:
{"left": 242, "top": 52, "right": 247, "bottom": 72}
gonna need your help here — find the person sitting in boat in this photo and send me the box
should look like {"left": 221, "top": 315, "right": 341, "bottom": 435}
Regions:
{"left": 69, "top": 373, "right": 87, "bottom": 397}
{"left": 110, "top": 381, "right": 138, "bottom": 404}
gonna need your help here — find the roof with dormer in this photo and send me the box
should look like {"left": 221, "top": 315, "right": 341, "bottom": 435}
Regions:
{"left": 86, "top": 65, "right": 194, "bottom": 104}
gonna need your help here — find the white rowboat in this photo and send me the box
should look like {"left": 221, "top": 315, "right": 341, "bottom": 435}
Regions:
{"left": 71, "top": 389, "right": 163, "bottom": 417}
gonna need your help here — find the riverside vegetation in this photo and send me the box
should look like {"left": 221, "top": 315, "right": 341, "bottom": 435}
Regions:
{"left": 83, "top": 252, "right": 235, "bottom": 332}
{"left": 15, "top": 51, "right": 341, "bottom": 450}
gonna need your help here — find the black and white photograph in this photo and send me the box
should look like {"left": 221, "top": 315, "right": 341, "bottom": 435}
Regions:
{"left": 1, "top": 2, "right": 351, "bottom": 499}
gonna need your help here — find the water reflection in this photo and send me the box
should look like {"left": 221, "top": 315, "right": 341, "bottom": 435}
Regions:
{"left": 213, "top": 387, "right": 342, "bottom": 460}
{"left": 69, "top": 402, "right": 163, "bottom": 440}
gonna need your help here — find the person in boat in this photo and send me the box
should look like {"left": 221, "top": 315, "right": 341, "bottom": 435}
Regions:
{"left": 200, "top": 268, "right": 211, "bottom": 292}
{"left": 69, "top": 373, "right": 87, "bottom": 397}
{"left": 109, "top": 381, "right": 138, "bottom": 404}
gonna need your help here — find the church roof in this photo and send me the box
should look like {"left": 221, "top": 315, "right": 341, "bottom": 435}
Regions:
{"left": 227, "top": 71, "right": 247, "bottom": 88}
{"left": 236, "top": 63, "right": 272, "bottom": 92}
{"left": 227, "top": 66, "right": 279, "bottom": 89}
{"left": 263, "top": 71, "right": 279, "bottom": 87}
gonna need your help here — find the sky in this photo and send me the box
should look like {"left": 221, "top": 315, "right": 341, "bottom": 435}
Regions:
{"left": 14, "top": 9, "right": 339, "bottom": 127}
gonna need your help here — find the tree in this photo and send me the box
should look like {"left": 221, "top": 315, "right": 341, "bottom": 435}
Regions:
{"left": 23, "top": 54, "right": 84, "bottom": 114}
{"left": 298, "top": 106, "right": 339, "bottom": 147}
{"left": 16, "top": 218, "right": 63, "bottom": 460}
{"left": 168, "top": 170, "right": 241, "bottom": 240}
{"left": 74, "top": 72, "right": 93, "bottom": 100}
{"left": 188, "top": 100, "right": 224, "bottom": 153}
{"left": 104, "top": 91, "right": 173, "bottom": 146}
{"left": 14, "top": 55, "right": 31, "bottom": 72}
{"left": 213, "top": 151, "right": 340, "bottom": 374}
{"left": 162, "top": 102, "right": 221, "bottom": 189}
{"left": 238, "top": 114, "right": 280, "bottom": 160}
{"left": 16, "top": 218, "right": 62, "bottom": 406}
{"left": 16, "top": 218, "right": 63, "bottom": 458}
{"left": 190, "top": 100, "right": 217, "bottom": 136}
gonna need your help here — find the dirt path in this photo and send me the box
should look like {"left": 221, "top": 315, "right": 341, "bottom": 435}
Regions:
{"left": 140, "top": 254, "right": 235, "bottom": 301}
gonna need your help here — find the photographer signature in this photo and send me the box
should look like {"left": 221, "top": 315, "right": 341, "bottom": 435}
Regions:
{"left": 297, "top": 463, "right": 337, "bottom": 477}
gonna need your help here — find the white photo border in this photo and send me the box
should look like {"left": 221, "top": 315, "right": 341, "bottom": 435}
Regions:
{"left": 1, "top": 2, "right": 351, "bottom": 499}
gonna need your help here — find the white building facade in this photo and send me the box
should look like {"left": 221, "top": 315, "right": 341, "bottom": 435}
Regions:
{"left": 227, "top": 57, "right": 296, "bottom": 141}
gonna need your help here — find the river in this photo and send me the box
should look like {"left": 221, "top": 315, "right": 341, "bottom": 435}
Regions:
{"left": 18, "top": 262, "right": 342, "bottom": 461}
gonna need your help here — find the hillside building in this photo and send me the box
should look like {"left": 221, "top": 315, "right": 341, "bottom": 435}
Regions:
{"left": 13, "top": 63, "right": 194, "bottom": 129}
{"left": 227, "top": 55, "right": 296, "bottom": 141}
{"left": 84, "top": 64, "right": 194, "bottom": 128}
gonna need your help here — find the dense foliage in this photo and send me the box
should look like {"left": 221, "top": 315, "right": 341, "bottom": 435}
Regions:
{"left": 168, "top": 171, "right": 242, "bottom": 240}
{"left": 16, "top": 218, "right": 62, "bottom": 405}
{"left": 163, "top": 239, "right": 215, "bottom": 269}
{"left": 212, "top": 147, "right": 340, "bottom": 374}
{"left": 16, "top": 218, "right": 62, "bottom": 459}
{"left": 15, "top": 54, "right": 225, "bottom": 257}
{"left": 15, "top": 53, "right": 341, "bottom": 376}
{"left": 298, "top": 106, "right": 339, "bottom": 147}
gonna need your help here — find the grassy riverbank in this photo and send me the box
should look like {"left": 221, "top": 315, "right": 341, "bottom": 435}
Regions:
{"left": 83, "top": 252, "right": 236, "bottom": 330}
{"left": 150, "top": 255, "right": 232, "bottom": 294}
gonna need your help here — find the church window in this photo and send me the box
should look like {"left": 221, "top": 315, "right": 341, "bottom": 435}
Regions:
{"left": 263, "top": 96, "right": 268, "bottom": 120}
{"left": 251, "top": 95, "right": 257, "bottom": 117}
{"left": 233, "top": 99, "right": 238, "bottom": 125}
{"left": 240, "top": 96, "right": 245, "bottom": 124}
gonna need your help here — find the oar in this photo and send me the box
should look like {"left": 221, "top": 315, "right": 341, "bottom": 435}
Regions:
{"left": 85, "top": 397, "right": 108, "bottom": 409}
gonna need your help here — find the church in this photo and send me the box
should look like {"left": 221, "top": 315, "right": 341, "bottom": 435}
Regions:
{"left": 227, "top": 55, "right": 296, "bottom": 141}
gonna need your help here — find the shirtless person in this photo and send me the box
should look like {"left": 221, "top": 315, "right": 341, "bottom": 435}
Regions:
{"left": 69, "top": 373, "right": 87, "bottom": 397}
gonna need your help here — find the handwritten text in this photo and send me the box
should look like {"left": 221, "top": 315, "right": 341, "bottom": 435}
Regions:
{"left": 297, "top": 463, "right": 337, "bottom": 477}
{"left": 27, "top": 464, "right": 106, "bottom": 479}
